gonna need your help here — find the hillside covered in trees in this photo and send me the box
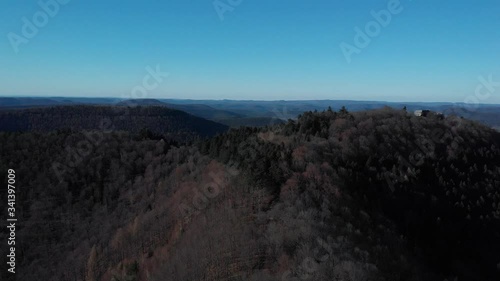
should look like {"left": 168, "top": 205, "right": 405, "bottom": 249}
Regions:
{"left": 1, "top": 106, "right": 499, "bottom": 281}
{"left": 0, "top": 105, "right": 229, "bottom": 141}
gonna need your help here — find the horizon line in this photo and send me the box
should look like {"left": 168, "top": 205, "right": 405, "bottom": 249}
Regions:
{"left": 1, "top": 95, "right": 500, "bottom": 106}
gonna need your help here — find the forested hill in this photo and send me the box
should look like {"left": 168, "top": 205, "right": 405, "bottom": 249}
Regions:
{"left": 0, "top": 105, "right": 229, "bottom": 141}
{"left": 200, "top": 107, "right": 500, "bottom": 280}
{"left": 0, "top": 107, "right": 499, "bottom": 281}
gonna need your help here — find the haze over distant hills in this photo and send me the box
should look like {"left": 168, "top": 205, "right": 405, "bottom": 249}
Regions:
{"left": 1, "top": 97, "right": 499, "bottom": 129}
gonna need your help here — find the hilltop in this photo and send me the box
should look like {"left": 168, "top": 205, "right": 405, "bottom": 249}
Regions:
{"left": 0, "top": 107, "right": 499, "bottom": 281}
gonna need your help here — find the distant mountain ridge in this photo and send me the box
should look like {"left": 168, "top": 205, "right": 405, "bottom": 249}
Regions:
{"left": 116, "top": 98, "right": 244, "bottom": 121}
{"left": 2, "top": 97, "right": 500, "bottom": 129}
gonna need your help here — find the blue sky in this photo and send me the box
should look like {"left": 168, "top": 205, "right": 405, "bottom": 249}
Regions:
{"left": 0, "top": 0, "right": 499, "bottom": 103}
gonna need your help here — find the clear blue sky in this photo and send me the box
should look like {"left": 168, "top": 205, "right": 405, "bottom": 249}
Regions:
{"left": 1, "top": 0, "right": 499, "bottom": 103}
